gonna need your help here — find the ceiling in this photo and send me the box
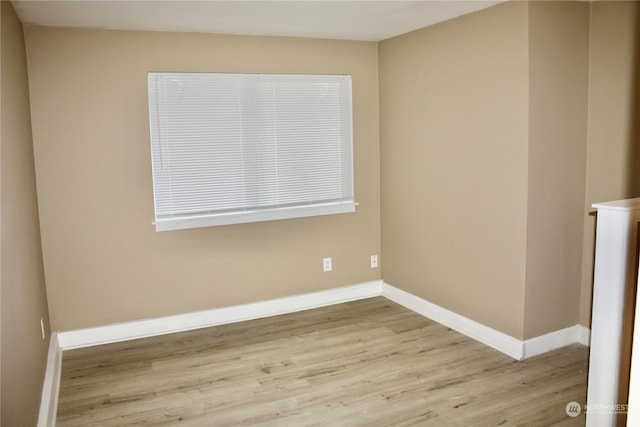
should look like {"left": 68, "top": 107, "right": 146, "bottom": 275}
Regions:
{"left": 12, "top": 1, "right": 504, "bottom": 42}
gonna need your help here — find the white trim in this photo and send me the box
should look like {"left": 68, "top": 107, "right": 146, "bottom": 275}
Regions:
{"left": 41, "top": 280, "right": 592, "bottom": 427}
{"left": 382, "top": 282, "right": 591, "bottom": 361}
{"left": 381, "top": 282, "right": 525, "bottom": 359}
{"left": 155, "top": 201, "right": 356, "bottom": 232}
{"left": 37, "top": 333, "right": 62, "bottom": 427}
{"left": 577, "top": 324, "right": 591, "bottom": 346}
{"left": 522, "top": 325, "right": 589, "bottom": 359}
{"left": 51, "top": 281, "right": 592, "bottom": 356}
{"left": 41, "top": 283, "right": 383, "bottom": 426}
{"left": 57, "top": 281, "right": 383, "bottom": 350}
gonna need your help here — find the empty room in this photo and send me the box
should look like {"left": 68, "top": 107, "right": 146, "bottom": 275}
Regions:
{"left": 2, "top": 0, "right": 640, "bottom": 425}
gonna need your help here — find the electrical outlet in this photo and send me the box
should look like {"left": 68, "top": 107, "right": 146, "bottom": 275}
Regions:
{"left": 371, "top": 255, "right": 378, "bottom": 268}
{"left": 323, "top": 257, "right": 332, "bottom": 272}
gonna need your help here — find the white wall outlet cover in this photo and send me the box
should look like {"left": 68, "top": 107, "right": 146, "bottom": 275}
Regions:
{"left": 371, "top": 255, "right": 378, "bottom": 268}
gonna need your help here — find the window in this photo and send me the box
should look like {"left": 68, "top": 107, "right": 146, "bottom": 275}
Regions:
{"left": 147, "top": 72, "right": 355, "bottom": 232}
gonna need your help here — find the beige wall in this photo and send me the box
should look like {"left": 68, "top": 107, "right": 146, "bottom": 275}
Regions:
{"left": 380, "top": 1, "right": 599, "bottom": 340}
{"left": 24, "top": 27, "right": 381, "bottom": 331}
{"left": 15, "top": 0, "right": 640, "bottom": 345}
{"left": 524, "top": 1, "right": 589, "bottom": 339}
{"left": 0, "top": 2, "right": 50, "bottom": 425}
{"left": 579, "top": 1, "right": 640, "bottom": 328}
{"left": 0, "top": 1, "right": 637, "bottom": 422}
{"left": 379, "top": 1, "right": 530, "bottom": 338}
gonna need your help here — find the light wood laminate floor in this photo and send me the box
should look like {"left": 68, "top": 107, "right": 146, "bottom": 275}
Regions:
{"left": 57, "top": 297, "right": 588, "bottom": 426}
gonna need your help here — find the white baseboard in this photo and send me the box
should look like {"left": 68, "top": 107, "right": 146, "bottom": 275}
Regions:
{"left": 57, "top": 280, "right": 384, "bottom": 350}
{"left": 37, "top": 333, "right": 62, "bottom": 427}
{"left": 382, "top": 282, "right": 525, "bottom": 359}
{"left": 41, "top": 280, "right": 591, "bottom": 426}
{"left": 577, "top": 324, "right": 591, "bottom": 346}
{"left": 523, "top": 325, "right": 590, "bottom": 359}
{"left": 44, "top": 281, "right": 383, "bottom": 426}
{"left": 382, "top": 282, "right": 591, "bottom": 361}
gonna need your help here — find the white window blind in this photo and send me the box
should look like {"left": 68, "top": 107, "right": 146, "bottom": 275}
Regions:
{"left": 147, "top": 72, "right": 355, "bottom": 232}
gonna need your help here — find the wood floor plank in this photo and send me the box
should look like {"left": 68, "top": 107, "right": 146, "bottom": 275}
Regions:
{"left": 57, "top": 297, "right": 588, "bottom": 426}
